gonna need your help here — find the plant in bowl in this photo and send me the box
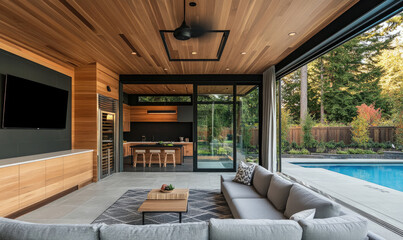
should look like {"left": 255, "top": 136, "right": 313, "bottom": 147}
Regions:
{"left": 160, "top": 184, "right": 175, "bottom": 192}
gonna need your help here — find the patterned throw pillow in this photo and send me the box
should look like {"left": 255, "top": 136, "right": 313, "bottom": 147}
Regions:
{"left": 233, "top": 161, "right": 256, "bottom": 185}
{"left": 290, "top": 209, "right": 316, "bottom": 221}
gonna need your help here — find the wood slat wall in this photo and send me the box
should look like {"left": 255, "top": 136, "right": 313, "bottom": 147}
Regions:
{"left": 123, "top": 104, "right": 131, "bottom": 132}
{"left": 97, "top": 63, "right": 119, "bottom": 100}
{"left": 0, "top": 152, "right": 93, "bottom": 218}
{"left": 73, "top": 64, "right": 98, "bottom": 181}
{"left": 73, "top": 63, "right": 119, "bottom": 181}
{"left": 130, "top": 106, "right": 178, "bottom": 122}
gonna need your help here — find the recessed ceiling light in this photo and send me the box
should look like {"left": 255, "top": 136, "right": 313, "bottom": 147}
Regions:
{"left": 163, "top": 68, "right": 168, "bottom": 71}
{"left": 191, "top": 51, "right": 197, "bottom": 55}
{"left": 131, "top": 51, "right": 137, "bottom": 55}
{"left": 241, "top": 52, "right": 247, "bottom": 55}
{"left": 172, "top": 89, "right": 176, "bottom": 92}
{"left": 225, "top": 67, "right": 230, "bottom": 71}
{"left": 288, "top": 32, "right": 296, "bottom": 36}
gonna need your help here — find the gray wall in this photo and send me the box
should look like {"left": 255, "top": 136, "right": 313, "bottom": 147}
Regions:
{"left": 0, "top": 49, "right": 71, "bottom": 160}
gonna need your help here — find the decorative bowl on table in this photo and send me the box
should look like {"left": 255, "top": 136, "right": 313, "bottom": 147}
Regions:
{"left": 160, "top": 184, "right": 175, "bottom": 193}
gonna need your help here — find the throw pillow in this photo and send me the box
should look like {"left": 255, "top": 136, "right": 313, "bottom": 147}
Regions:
{"left": 233, "top": 161, "right": 256, "bottom": 185}
{"left": 290, "top": 209, "right": 316, "bottom": 221}
{"left": 267, "top": 174, "right": 293, "bottom": 211}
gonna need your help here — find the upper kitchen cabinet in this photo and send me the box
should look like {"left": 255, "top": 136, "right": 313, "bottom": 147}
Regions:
{"left": 130, "top": 106, "right": 177, "bottom": 122}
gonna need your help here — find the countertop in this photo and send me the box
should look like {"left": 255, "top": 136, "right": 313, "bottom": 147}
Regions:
{"left": 130, "top": 144, "right": 184, "bottom": 148}
{"left": 0, "top": 149, "right": 94, "bottom": 169}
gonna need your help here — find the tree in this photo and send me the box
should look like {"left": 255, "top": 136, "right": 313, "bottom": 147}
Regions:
{"left": 300, "top": 65, "right": 308, "bottom": 123}
{"left": 281, "top": 70, "right": 301, "bottom": 123}
{"left": 356, "top": 103, "right": 382, "bottom": 126}
{"left": 376, "top": 37, "right": 403, "bottom": 122}
{"left": 281, "top": 14, "right": 402, "bottom": 124}
{"left": 351, "top": 116, "right": 370, "bottom": 147}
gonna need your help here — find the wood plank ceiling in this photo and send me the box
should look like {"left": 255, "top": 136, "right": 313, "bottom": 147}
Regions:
{"left": 0, "top": 0, "right": 358, "bottom": 74}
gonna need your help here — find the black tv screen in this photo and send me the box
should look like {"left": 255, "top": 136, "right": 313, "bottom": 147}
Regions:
{"left": 2, "top": 74, "right": 68, "bottom": 129}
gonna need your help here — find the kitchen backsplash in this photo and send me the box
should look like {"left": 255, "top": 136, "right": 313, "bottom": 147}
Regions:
{"left": 123, "top": 122, "right": 193, "bottom": 142}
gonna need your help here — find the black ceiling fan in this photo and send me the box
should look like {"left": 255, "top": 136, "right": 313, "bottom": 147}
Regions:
{"left": 173, "top": 0, "right": 209, "bottom": 40}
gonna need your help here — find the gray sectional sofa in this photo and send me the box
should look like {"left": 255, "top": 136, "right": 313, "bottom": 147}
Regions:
{"left": 221, "top": 165, "right": 385, "bottom": 240}
{"left": 0, "top": 165, "right": 386, "bottom": 240}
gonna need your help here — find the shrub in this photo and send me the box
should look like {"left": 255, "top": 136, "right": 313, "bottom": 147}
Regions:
{"left": 377, "top": 149, "right": 384, "bottom": 154}
{"left": 351, "top": 116, "right": 370, "bottom": 147}
{"left": 364, "top": 149, "right": 376, "bottom": 154}
{"left": 347, "top": 148, "right": 376, "bottom": 154}
{"left": 325, "top": 140, "right": 337, "bottom": 149}
{"left": 385, "top": 141, "right": 393, "bottom": 149}
{"left": 316, "top": 146, "right": 326, "bottom": 153}
{"left": 289, "top": 149, "right": 300, "bottom": 154}
{"left": 335, "top": 141, "right": 346, "bottom": 148}
{"left": 337, "top": 150, "right": 348, "bottom": 154}
{"left": 289, "top": 149, "right": 310, "bottom": 155}
{"left": 356, "top": 103, "right": 382, "bottom": 126}
{"left": 349, "top": 142, "right": 359, "bottom": 148}
{"left": 302, "top": 114, "right": 317, "bottom": 148}
{"left": 396, "top": 112, "right": 403, "bottom": 148}
{"left": 291, "top": 142, "right": 302, "bottom": 150}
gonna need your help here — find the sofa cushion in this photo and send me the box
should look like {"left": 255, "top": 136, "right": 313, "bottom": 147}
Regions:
{"left": 222, "top": 181, "right": 263, "bottom": 199}
{"left": 299, "top": 215, "right": 368, "bottom": 240}
{"left": 221, "top": 174, "right": 236, "bottom": 182}
{"left": 289, "top": 209, "right": 315, "bottom": 221}
{"left": 252, "top": 166, "right": 273, "bottom": 196}
{"left": 284, "top": 184, "right": 341, "bottom": 218}
{"left": 267, "top": 175, "right": 293, "bottom": 211}
{"left": 232, "top": 198, "right": 286, "bottom": 220}
{"left": 100, "top": 222, "right": 209, "bottom": 240}
{"left": 209, "top": 218, "right": 302, "bottom": 240}
{"left": 233, "top": 162, "right": 256, "bottom": 185}
{"left": 0, "top": 217, "right": 101, "bottom": 240}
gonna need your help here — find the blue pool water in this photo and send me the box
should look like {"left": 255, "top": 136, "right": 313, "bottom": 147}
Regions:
{"left": 294, "top": 163, "right": 403, "bottom": 192}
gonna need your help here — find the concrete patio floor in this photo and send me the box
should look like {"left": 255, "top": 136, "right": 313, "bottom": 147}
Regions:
{"left": 16, "top": 170, "right": 402, "bottom": 239}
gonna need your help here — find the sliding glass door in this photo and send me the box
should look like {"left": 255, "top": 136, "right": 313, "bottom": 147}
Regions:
{"left": 194, "top": 84, "right": 260, "bottom": 171}
{"left": 196, "top": 85, "right": 235, "bottom": 170}
{"left": 236, "top": 85, "right": 260, "bottom": 167}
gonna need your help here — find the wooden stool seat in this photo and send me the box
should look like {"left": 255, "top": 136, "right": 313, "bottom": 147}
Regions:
{"left": 133, "top": 150, "right": 146, "bottom": 167}
{"left": 149, "top": 150, "right": 161, "bottom": 167}
{"left": 164, "top": 150, "right": 176, "bottom": 167}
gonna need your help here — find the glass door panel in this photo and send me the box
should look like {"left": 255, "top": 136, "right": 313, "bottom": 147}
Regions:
{"left": 196, "top": 85, "right": 234, "bottom": 170}
{"left": 236, "top": 85, "right": 260, "bottom": 166}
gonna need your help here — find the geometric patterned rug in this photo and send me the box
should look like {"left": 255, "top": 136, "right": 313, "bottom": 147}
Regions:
{"left": 92, "top": 189, "right": 233, "bottom": 225}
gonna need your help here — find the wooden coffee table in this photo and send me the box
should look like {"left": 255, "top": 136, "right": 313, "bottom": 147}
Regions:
{"left": 138, "top": 189, "right": 189, "bottom": 224}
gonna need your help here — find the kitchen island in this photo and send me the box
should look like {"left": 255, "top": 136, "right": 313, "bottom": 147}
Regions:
{"left": 130, "top": 144, "right": 184, "bottom": 165}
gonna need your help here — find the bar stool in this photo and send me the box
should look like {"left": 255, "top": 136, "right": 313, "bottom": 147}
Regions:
{"left": 149, "top": 150, "right": 161, "bottom": 167}
{"left": 133, "top": 150, "right": 146, "bottom": 167}
{"left": 164, "top": 150, "right": 176, "bottom": 167}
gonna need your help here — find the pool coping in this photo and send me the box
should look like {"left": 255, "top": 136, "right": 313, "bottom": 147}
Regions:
{"left": 282, "top": 158, "right": 403, "bottom": 238}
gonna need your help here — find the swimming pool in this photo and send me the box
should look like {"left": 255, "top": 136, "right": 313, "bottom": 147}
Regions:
{"left": 293, "top": 163, "right": 403, "bottom": 192}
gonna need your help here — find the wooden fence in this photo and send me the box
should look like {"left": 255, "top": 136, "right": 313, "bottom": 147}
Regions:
{"left": 287, "top": 126, "right": 395, "bottom": 145}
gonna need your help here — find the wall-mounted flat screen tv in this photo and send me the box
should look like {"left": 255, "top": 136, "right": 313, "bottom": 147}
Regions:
{"left": 2, "top": 74, "right": 68, "bottom": 129}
